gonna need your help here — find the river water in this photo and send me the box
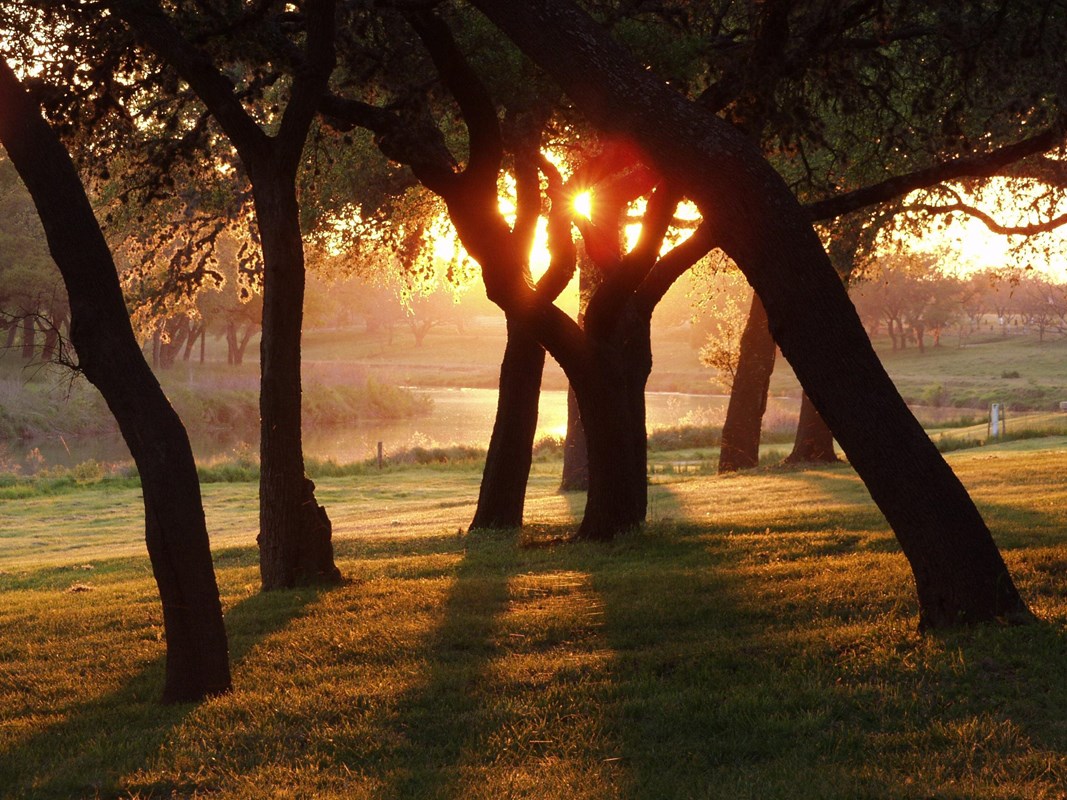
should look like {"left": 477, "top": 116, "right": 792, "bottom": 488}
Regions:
{"left": 8, "top": 387, "right": 801, "bottom": 472}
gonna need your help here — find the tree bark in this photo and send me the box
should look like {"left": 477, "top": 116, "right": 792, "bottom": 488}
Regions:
{"left": 472, "top": 0, "right": 1030, "bottom": 627}
{"left": 0, "top": 58, "right": 231, "bottom": 702}
{"left": 718, "top": 294, "right": 776, "bottom": 473}
{"left": 470, "top": 316, "right": 545, "bottom": 529}
{"left": 251, "top": 171, "right": 341, "bottom": 588}
{"left": 575, "top": 299, "right": 652, "bottom": 540}
{"left": 785, "top": 392, "right": 839, "bottom": 464}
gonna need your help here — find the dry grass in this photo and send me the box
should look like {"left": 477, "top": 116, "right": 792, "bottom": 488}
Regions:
{"left": 1, "top": 446, "right": 1066, "bottom": 798}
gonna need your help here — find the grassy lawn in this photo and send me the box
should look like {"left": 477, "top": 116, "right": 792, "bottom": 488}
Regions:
{"left": 2, "top": 445, "right": 1066, "bottom": 798}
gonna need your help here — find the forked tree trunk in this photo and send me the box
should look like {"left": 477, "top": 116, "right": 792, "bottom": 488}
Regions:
{"left": 0, "top": 60, "right": 231, "bottom": 702}
{"left": 251, "top": 172, "right": 341, "bottom": 588}
{"left": 473, "top": 0, "right": 1030, "bottom": 627}
{"left": 785, "top": 392, "right": 839, "bottom": 465}
{"left": 470, "top": 316, "right": 545, "bottom": 529}
{"left": 719, "top": 294, "right": 776, "bottom": 472}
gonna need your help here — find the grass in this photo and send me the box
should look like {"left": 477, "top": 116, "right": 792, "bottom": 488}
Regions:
{"left": 2, "top": 445, "right": 1067, "bottom": 798}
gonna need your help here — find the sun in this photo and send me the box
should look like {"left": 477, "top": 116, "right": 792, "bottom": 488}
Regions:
{"left": 573, "top": 190, "right": 593, "bottom": 219}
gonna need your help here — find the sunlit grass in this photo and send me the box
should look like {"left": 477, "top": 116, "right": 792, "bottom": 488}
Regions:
{"left": 1, "top": 448, "right": 1066, "bottom": 798}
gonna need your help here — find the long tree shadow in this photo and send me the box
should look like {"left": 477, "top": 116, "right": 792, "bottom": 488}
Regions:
{"left": 583, "top": 482, "right": 1067, "bottom": 797}
{"left": 0, "top": 548, "right": 332, "bottom": 800}
{"left": 361, "top": 527, "right": 524, "bottom": 798}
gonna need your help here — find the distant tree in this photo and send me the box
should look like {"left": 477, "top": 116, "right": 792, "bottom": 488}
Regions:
{"left": 1017, "top": 274, "right": 1067, "bottom": 342}
{"left": 0, "top": 159, "right": 68, "bottom": 362}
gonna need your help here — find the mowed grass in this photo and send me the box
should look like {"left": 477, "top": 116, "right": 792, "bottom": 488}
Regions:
{"left": 2, "top": 447, "right": 1067, "bottom": 798}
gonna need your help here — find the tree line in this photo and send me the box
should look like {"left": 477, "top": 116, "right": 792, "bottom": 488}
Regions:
{"left": 853, "top": 257, "right": 1067, "bottom": 350}
{"left": 1, "top": 0, "right": 1065, "bottom": 703}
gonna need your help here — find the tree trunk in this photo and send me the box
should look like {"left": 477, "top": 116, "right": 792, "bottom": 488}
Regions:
{"left": 719, "top": 294, "right": 776, "bottom": 472}
{"left": 183, "top": 322, "right": 204, "bottom": 361}
{"left": 21, "top": 314, "right": 35, "bottom": 359}
{"left": 41, "top": 308, "right": 67, "bottom": 362}
{"left": 785, "top": 392, "right": 839, "bottom": 464}
{"left": 234, "top": 323, "right": 255, "bottom": 366}
{"left": 0, "top": 60, "right": 231, "bottom": 702}
{"left": 225, "top": 321, "right": 237, "bottom": 365}
{"left": 575, "top": 301, "right": 651, "bottom": 540}
{"left": 473, "top": 0, "right": 1030, "bottom": 627}
{"left": 559, "top": 385, "right": 589, "bottom": 490}
{"left": 470, "top": 316, "right": 545, "bottom": 529}
{"left": 251, "top": 169, "right": 340, "bottom": 589}
{"left": 4, "top": 320, "right": 18, "bottom": 350}
{"left": 572, "top": 368, "right": 645, "bottom": 540}
{"left": 560, "top": 262, "right": 597, "bottom": 491}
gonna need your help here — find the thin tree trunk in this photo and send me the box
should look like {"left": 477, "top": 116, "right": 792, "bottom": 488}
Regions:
{"left": 0, "top": 59, "right": 231, "bottom": 702}
{"left": 21, "top": 314, "right": 35, "bottom": 359}
{"left": 470, "top": 316, "right": 545, "bottom": 529}
{"left": 560, "top": 262, "right": 596, "bottom": 491}
{"left": 785, "top": 392, "right": 839, "bottom": 464}
{"left": 251, "top": 172, "right": 340, "bottom": 589}
{"left": 559, "top": 385, "right": 589, "bottom": 490}
{"left": 719, "top": 294, "right": 776, "bottom": 472}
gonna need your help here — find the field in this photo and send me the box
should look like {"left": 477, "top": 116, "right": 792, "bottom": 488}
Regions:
{"left": 2, "top": 443, "right": 1067, "bottom": 799}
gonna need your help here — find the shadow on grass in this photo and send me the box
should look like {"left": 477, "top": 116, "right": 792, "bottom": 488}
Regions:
{"left": 367, "top": 527, "right": 524, "bottom": 798}
{"left": 0, "top": 560, "right": 333, "bottom": 800}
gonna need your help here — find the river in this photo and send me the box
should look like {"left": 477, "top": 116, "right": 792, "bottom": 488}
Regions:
{"left": 7, "top": 388, "right": 802, "bottom": 473}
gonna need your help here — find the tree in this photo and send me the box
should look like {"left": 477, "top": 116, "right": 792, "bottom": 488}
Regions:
{"left": 325, "top": 9, "right": 720, "bottom": 538}
{"left": 110, "top": 0, "right": 341, "bottom": 588}
{"left": 0, "top": 160, "right": 68, "bottom": 362}
{"left": 470, "top": 0, "right": 1031, "bottom": 628}
{"left": 699, "top": 0, "right": 1067, "bottom": 472}
{"left": 0, "top": 57, "right": 230, "bottom": 703}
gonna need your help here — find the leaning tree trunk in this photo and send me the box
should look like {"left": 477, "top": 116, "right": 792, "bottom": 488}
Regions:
{"left": 251, "top": 171, "right": 340, "bottom": 588}
{"left": 0, "top": 60, "right": 231, "bottom": 702}
{"left": 470, "top": 316, "right": 545, "bottom": 529}
{"left": 473, "top": 0, "right": 1030, "bottom": 628}
{"left": 785, "top": 391, "right": 838, "bottom": 464}
{"left": 719, "top": 294, "right": 776, "bottom": 472}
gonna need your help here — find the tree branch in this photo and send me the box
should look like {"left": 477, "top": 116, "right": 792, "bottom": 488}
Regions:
{"left": 533, "top": 152, "right": 576, "bottom": 302}
{"left": 276, "top": 0, "right": 336, "bottom": 168}
{"left": 805, "top": 120, "right": 1067, "bottom": 222}
{"left": 636, "top": 222, "right": 717, "bottom": 310}
{"left": 405, "top": 9, "right": 503, "bottom": 187}
{"left": 110, "top": 0, "right": 270, "bottom": 163}
{"left": 908, "top": 198, "right": 1067, "bottom": 237}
